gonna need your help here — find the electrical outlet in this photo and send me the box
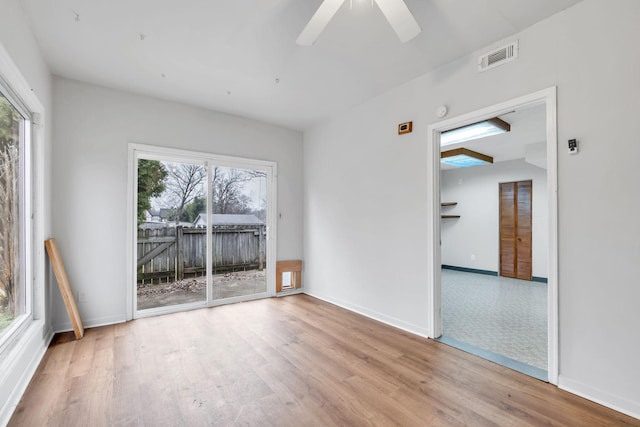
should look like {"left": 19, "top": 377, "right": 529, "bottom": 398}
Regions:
{"left": 470, "top": 254, "right": 476, "bottom": 261}
{"left": 568, "top": 139, "right": 578, "bottom": 155}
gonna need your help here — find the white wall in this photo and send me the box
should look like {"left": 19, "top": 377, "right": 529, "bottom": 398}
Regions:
{"left": 441, "top": 159, "right": 548, "bottom": 278}
{"left": 304, "top": 0, "right": 640, "bottom": 418}
{"left": 0, "top": 0, "right": 53, "bottom": 424}
{"left": 50, "top": 77, "right": 303, "bottom": 330}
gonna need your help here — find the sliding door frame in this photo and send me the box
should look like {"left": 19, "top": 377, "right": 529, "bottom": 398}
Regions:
{"left": 126, "top": 143, "right": 277, "bottom": 320}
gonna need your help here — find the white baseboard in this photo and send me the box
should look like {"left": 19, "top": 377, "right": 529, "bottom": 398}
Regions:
{"left": 558, "top": 376, "right": 640, "bottom": 420}
{"left": 52, "top": 314, "right": 126, "bottom": 334}
{"left": 0, "top": 321, "right": 53, "bottom": 427}
{"left": 303, "top": 291, "right": 430, "bottom": 338}
{"left": 276, "top": 288, "right": 304, "bottom": 297}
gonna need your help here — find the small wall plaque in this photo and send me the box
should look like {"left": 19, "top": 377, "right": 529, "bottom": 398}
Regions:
{"left": 398, "top": 121, "right": 413, "bottom": 135}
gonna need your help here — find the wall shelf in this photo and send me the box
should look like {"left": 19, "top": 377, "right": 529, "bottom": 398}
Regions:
{"left": 441, "top": 202, "right": 459, "bottom": 219}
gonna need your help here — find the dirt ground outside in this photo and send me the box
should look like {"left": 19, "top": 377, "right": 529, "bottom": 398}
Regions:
{"left": 137, "top": 270, "right": 266, "bottom": 310}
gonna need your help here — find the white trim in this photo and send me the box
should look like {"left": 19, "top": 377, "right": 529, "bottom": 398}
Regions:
{"left": 126, "top": 145, "right": 135, "bottom": 320}
{"left": 0, "top": 43, "right": 48, "bottom": 424}
{"left": 276, "top": 288, "right": 304, "bottom": 297}
{"left": 129, "top": 143, "right": 276, "bottom": 170}
{"left": 545, "top": 89, "right": 559, "bottom": 384}
{"left": 206, "top": 160, "right": 213, "bottom": 301}
{"left": 211, "top": 291, "right": 271, "bottom": 307}
{"left": 427, "top": 113, "right": 442, "bottom": 338}
{"left": 127, "top": 143, "right": 277, "bottom": 319}
{"left": 266, "top": 162, "right": 277, "bottom": 297}
{"left": 0, "top": 321, "right": 53, "bottom": 426}
{"left": 558, "top": 376, "right": 640, "bottom": 421}
{"left": 52, "top": 314, "right": 126, "bottom": 333}
{"left": 304, "top": 291, "right": 431, "bottom": 338}
{"left": 426, "top": 87, "right": 559, "bottom": 385}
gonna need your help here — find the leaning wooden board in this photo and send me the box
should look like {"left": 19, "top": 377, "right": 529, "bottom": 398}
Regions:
{"left": 45, "top": 238, "right": 84, "bottom": 339}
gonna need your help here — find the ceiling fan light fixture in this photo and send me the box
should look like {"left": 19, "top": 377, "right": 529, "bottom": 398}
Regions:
{"left": 375, "top": 0, "right": 422, "bottom": 43}
{"left": 440, "top": 117, "right": 511, "bottom": 147}
{"left": 349, "top": 0, "right": 375, "bottom": 8}
{"left": 296, "top": 0, "right": 421, "bottom": 46}
{"left": 296, "top": 0, "right": 345, "bottom": 46}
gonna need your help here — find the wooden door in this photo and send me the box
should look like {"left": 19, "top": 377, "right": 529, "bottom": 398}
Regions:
{"left": 499, "top": 180, "right": 532, "bottom": 280}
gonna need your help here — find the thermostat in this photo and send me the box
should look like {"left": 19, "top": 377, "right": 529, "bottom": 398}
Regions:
{"left": 398, "top": 121, "right": 413, "bottom": 135}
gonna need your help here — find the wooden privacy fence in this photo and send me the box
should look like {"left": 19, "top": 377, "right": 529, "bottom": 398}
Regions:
{"left": 137, "top": 225, "right": 265, "bottom": 284}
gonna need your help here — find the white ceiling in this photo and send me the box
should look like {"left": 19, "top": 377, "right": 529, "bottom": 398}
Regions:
{"left": 21, "top": 0, "right": 581, "bottom": 131}
{"left": 440, "top": 103, "right": 547, "bottom": 170}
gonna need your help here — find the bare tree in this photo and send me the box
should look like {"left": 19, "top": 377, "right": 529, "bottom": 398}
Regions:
{"left": 156, "top": 165, "right": 265, "bottom": 222}
{"left": 212, "top": 167, "right": 263, "bottom": 214}
{"left": 164, "top": 163, "right": 206, "bottom": 222}
{"left": 0, "top": 96, "right": 20, "bottom": 317}
{"left": 0, "top": 143, "right": 17, "bottom": 316}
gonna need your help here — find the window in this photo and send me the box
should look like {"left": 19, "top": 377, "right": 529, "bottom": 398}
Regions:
{"left": 0, "top": 84, "right": 31, "bottom": 345}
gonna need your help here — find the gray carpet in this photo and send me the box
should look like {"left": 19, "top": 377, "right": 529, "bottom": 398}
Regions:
{"left": 441, "top": 269, "right": 547, "bottom": 370}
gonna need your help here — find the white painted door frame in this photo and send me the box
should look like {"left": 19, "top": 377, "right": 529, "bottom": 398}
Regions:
{"left": 426, "top": 87, "right": 559, "bottom": 384}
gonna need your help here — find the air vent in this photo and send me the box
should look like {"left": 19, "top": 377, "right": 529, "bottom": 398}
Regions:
{"left": 478, "top": 41, "right": 519, "bottom": 72}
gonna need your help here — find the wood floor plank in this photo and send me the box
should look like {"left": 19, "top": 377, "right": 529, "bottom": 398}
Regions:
{"left": 8, "top": 294, "right": 640, "bottom": 426}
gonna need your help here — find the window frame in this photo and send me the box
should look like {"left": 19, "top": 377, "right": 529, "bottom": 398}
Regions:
{"left": 0, "top": 80, "right": 32, "bottom": 352}
{"left": 0, "top": 46, "right": 46, "bottom": 356}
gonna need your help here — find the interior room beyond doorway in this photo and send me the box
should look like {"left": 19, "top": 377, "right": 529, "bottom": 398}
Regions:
{"left": 434, "top": 98, "right": 553, "bottom": 381}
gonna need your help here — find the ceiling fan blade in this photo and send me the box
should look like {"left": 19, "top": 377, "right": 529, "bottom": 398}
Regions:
{"left": 296, "top": 0, "right": 345, "bottom": 46}
{"left": 375, "top": 0, "right": 422, "bottom": 43}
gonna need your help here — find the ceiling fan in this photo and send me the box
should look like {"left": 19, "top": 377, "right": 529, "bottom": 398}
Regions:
{"left": 296, "top": 0, "right": 422, "bottom": 46}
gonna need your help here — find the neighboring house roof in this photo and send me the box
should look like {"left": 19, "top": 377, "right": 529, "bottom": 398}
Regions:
{"left": 139, "top": 221, "right": 193, "bottom": 230}
{"left": 146, "top": 208, "right": 174, "bottom": 218}
{"left": 193, "top": 214, "right": 264, "bottom": 226}
{"left": 159, "top": 208, "right": 174, "bottom": 219}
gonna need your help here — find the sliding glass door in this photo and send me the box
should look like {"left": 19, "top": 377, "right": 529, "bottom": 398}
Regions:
{"left": 132, "top": 146, "right": 275, "bottom": 317}
{"left": 209, "top": 166, "right": 267, "bottom": 302}
{"left": 136, "top": 158, "right": 208, "bottom": 311}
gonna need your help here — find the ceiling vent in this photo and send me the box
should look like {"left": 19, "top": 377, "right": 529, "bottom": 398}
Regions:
{"left": 478, "top": 41, "right": 518, "bottom": 72}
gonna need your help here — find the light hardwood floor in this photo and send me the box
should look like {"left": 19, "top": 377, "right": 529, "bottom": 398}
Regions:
{"left": 9, "top": 295, "right": 639, "bottom": 426}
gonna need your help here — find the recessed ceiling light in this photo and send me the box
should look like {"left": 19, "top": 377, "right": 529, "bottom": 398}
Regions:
{"left": 441, "top": 148, "right": 493, "bottom": 168}
{"left": 441, "top": 117, "right": 510, "bottom": 147}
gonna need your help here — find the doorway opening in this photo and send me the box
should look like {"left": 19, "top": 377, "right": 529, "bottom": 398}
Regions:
{"left": 427, "top": 88, "right": 558, "bottom": 383}
{"left": 127, "top": 144, "right": 276, "bottom": 319}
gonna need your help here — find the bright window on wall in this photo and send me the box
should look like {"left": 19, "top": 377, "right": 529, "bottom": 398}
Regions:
{"left": 0, "top": 82, "right": 31, "bottom": 346}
